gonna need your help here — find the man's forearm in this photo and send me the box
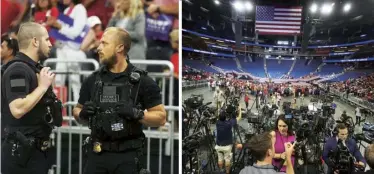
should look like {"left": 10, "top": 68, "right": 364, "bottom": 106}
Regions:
{"left": 274, "top": 153, "right": 282, "bottom": 159}
{"left": 139, "top": 111, "right": 166, "bottom": 127}
{"left": 159, "top": 4, "right": 179, "bottom": 16}
{"left": 286, "top": 158, "right": 294, "bottom": 174}
{"left": 9, "top": 86, "right": 47, "bottom": 119}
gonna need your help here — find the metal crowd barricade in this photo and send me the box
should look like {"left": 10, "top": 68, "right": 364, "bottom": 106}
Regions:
{"left": 182, "top": 80, "right": 209, "bottom": 89}
{"left": 43, "top": 59, "right": 177, "bottom": 174}
{"left": 131, "top": 60, "right": 176, "bottom": 174}
{"left": 330, "top": 88, "right": 374, "bottom": 113}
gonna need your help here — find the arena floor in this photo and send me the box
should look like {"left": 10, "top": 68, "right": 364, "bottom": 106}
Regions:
{"left": 182, "top": 86, "right": 373, "bottom": 124}
{"left": 183, "top": 86, "right": 373, "bottom": 173}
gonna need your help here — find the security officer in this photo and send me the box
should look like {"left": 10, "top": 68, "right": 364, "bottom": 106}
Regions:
{"left": 1, "top": 34, "right": 19, "bottom": 145}
{"left": 73, "top": 27, "right": 167, "bottom": 174}
{"left": 1, "top": 22, "right": 63, "bottom": 174}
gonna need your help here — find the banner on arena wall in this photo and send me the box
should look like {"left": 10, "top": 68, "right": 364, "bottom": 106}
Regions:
{"left": 323, "top": 57, "right": 374, "bottom": 63}
{"left": 49, "top": 14, "right": 90, "bottom": 43}
{"left": 182, "top": 47, "right": 236, "bottom": 58}
{"left": 145, "top": 14, "right": 173, "bottom": 41}
{"left": 182, "top": 29, "right": 374, "bottom": 49}
{"left": 329, "top": 52, "right": 354, "bottom": 56}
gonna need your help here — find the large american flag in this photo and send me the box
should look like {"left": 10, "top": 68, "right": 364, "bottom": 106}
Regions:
{"left": 255, "top": 6, "right": 302, "bottom": 35}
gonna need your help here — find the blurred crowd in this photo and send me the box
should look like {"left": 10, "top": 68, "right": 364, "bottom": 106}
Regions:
{"left": 282, "top": 73, "right": 318, "bottom": 80}
{"left": 1, "top": 0, "right": 179, "bottom": 106}
{"left": 330, "top": 73, "right": 374, "bottom": 103}
{"left": 182, "top": 65, "right": 213, "bottom": 81}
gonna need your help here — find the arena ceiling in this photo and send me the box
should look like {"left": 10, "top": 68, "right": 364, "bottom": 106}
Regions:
{"left": 182, "top": 0, "right": 374, "bottom": 46}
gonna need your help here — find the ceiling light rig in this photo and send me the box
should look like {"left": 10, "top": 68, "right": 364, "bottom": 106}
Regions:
{"left": 310, "top": 2, "right": 353, "bottom": 15}
{"left": 321, "top": 3, "right": 334, "bottom": 15}
{"left": 232, "top": 1, "right": 253, "bottom": 12}
{"left": 343, "top": 3, "right": 351, "bottom": 13}
{"left": 310, "top": 3, "right": 318, "bottom": 13}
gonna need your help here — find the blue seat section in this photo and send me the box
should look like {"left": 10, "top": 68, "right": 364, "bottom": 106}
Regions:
{"left": 266, "top": 59, "right": 293, "bottom": 79}
{"left": 183, "top": 59, "right": 218, "bottom": 73}
{"left": 292, "top": 59, "right": 322, "bottom": 77}
{"left": 331, "top": 71, "right": 368, "bottom": 81}
{"left": 238, "top": 56, "right": 266, "bottom": 77}
{"left": 317, "top": 63, "right": 344, "bottom": 76}
{"left": 206, "top": 57, "right": 238, "bottom": 71}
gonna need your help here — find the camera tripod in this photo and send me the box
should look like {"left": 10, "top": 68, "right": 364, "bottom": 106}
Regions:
{"left": 231, "top": 123, "right": 258, "bottom": 173}
{"left": 246, "top": 93, "right": 261, "bottom": 117}
{"left": 294, "top": 136, "right": 326, "bottom": 174}
{"left": 191, "top": 116, "right": 218, "bottom": 172}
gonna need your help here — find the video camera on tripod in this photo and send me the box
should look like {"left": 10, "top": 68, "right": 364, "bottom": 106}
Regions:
{"left": 328, "top": 139, "right": 355, "bottom": 174}
{"left": 224, "top": 96, "right": 240, "bottom": 118}
{"left": 183, "top": 132, "right": 204, "bottom": 153}
{"left": 184, "top": 94, "right": 204, "bottom": 109}
{"left": 322, "top": 104, "right": 335, "bottom": 117}
{"left": 322, "top": 95, "right": 334, "bottom": 103}
{"left": 286, "top": 110, "right": 325, "bottom": 166}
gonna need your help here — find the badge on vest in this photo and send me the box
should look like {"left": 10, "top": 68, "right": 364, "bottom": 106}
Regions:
{"left": 93, "top": 142, "right": 102, "bottom": 153}
{"left": 100, "top": 86, "right": 119, "bottom": 103}
{"left": 111, "top": 123, "right": 124, "bottom": 131}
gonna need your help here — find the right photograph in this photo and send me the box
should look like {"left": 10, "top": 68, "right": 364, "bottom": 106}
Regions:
{"left": 181, "top": 0, "right": 374, "bottom": 174}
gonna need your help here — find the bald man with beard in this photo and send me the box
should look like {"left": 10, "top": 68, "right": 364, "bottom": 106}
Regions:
{"left": 73, "top": 27, "right": 166, "bottom": 174}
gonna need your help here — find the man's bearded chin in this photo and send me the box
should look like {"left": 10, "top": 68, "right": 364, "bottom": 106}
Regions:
{"left": 37, "top": 47, "right": 49, "bottom": 61}
{"left": 103, "top": 55, "right": 117, "bottom": 69}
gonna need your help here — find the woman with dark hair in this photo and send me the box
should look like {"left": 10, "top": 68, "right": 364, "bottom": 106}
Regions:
{"left": 33, "top": 0, "right": 59, "bottom": 45}
{"left": 1, "top": 35, "right": 18, "bottom": 64}
{"left": 270, "top": 114, "right": 295, "bottom": 173}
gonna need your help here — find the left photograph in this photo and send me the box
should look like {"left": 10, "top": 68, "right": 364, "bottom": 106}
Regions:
{"left": 0, "top": 0, "right": 180, "bottom": 173}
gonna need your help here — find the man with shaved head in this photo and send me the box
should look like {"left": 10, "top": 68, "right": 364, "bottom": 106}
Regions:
{"left": 73, "top": 27, "right": 166, "bottom": 173}
{"left": 1, "top": 22, "right": 62, "bottom": 174}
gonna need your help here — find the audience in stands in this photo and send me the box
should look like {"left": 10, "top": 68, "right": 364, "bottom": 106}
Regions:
{"left": 80, "top": 16, "right": 103, "bottom": 59}
{"left": 33, "top": 0, "right": 60, "bottom": 45}
{"left": 143, "top": 0, "right": 179, "bottom": 72}
{"left": 330, "top": 73, "right": 374, "bottom": 103}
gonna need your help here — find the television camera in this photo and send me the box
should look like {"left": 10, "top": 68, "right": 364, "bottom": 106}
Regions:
{"left": 182, "top": 95, "right": 218, "bottom": 173}
{"left": 328, "top": 139, "right": 357, "bottom": 174}
{"left": 224, "top": 96, "right": 240, "bottom": 118}
{"left": 184, "top": 94, "right": 204, "bottom": 109}
{"left": 283, "top": 107, "right": 334, "bottom": 169}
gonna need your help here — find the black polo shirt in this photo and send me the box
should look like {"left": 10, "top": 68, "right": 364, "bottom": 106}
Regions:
{"left": 78, "top": 63, "right": 162, "bottom": 110}
{"left": 1, "top": 52, "right": 52, "bottom": 138}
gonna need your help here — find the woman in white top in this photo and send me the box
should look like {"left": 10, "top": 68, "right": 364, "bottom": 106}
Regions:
{"left": 107, "top": 0, "right": 146, "bottom": 65}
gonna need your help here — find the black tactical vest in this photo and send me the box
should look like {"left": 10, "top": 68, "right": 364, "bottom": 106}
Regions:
{"left": 1, "top": 58, "right": 63, "bottom": 137}
{"left": 89, "top": 65, "right": 145, "bottom": 141}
